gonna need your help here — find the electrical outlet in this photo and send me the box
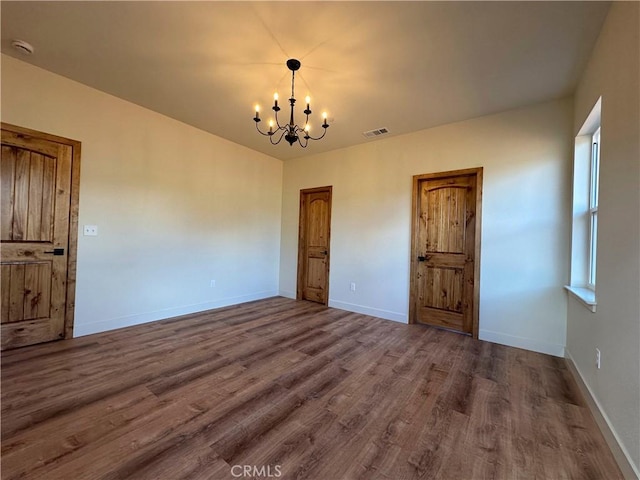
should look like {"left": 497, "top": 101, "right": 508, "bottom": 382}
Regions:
{"left": 83, "top": 225, "right": 98, "bottom": 236}
{"left": 350, "top": 282, "right": 356, "bottom": 292}
{"left": 596, "top": 348, "right": 601, "bottom": 369}
{"left": 210, "top": 280, "right": 216, "bottom": 288}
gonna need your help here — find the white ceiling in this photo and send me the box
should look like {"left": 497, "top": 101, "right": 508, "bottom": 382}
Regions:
{"left": 1, "top": 1, "right": 610, "bottom": 161}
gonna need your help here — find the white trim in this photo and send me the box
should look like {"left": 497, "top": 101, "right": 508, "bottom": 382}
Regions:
{"left": 577, "top": 96, "right": 602, "bottom": 136}
{"left": 277, "top": 292, "right": 408, "bottom": 324}
{"left": 571, "top": 97, "right": 602, "bottom": 292}
{"left": 479, "top": 329, "right": 565, "bottom": 357}
{"left": 565, "top": 350, "right": 640, "bottom": 480}
{"left": 565, "top": 285, "right": 597, "bottom": 312}
{"left": 328, "top": 299, "right": 407, "bottom": 323}
{"left": 73, "top": 290, "right": 279, "bottom": 337}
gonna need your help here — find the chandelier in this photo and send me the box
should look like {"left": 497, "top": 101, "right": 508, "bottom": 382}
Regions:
{"left": 253, "top": 59, "right": 329, "bottom": 147}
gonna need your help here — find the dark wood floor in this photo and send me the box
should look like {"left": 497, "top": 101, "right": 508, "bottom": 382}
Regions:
{"left": 1, "top": 297, "right": 621, "bottom": 480}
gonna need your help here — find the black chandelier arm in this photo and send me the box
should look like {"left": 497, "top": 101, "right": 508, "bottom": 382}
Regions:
{"left": 296, "top": 135, "right": 309, "bottom": 148}
{"left": 303, "top": 124, "right": 329, "bottom": 141}
{"left": 257, "top": 107, "right": 289, "bottom": 135}
{"left": 269, "top": 129, "right": 288, "bottom": 145}
{"left": 255, "top": 118, "right": 327, "bottom": 143}
{"left": 301, "top": 109, "right": 329, "bottom": 140}
{"left": 273, "top": 104, "right": 286, "bottom": 130}
{"left": 254, "top": 119, "right": 272, "bottom": 137}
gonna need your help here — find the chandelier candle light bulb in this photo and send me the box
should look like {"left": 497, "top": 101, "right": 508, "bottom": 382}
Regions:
{"left": 253, "top": 58, "right": 329, "bottom": 147}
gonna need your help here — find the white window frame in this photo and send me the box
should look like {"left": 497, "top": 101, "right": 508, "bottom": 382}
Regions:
{"left": 587, "top": 127, "right": 600, "bottom": 290}
{"left": 566, "top": 97, "right": 601, "bottom": 312}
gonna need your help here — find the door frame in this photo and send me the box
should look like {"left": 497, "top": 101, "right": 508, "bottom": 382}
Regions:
{"left": 296, "top": 186, "right": 332, "bottom": 305}
{"left": 2, "top": 122, "right": 81, "bottom": 340}
{"left": 409, "top": 167, "right": 483, "bottom": 338}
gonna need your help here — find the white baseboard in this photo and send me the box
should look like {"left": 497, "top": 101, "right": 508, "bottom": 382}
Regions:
{"left": 277, "top": 292, "right": 407, "bottom": 324}
{"left": 73, "top": 290, "right": 279, "bottom": 337}
{"left": 252, "top": 295, "right": 568, "bottom": 359}
{"left": 328, "top": 299, "right": 407, "bottom": 323}
{"left": 479, "top": 329, "right": 565, "bottom": 357}
{"left": 565, "top": 350, "right": 640, "bottom": 480}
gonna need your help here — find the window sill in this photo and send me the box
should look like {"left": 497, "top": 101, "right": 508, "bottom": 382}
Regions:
{"left": 564, "top": 286, "right": 597, "bottom": 312}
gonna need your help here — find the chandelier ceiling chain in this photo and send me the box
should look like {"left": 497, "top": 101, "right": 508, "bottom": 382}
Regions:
{"left": 253, "top": 59, "right": 329, "bottom": 148}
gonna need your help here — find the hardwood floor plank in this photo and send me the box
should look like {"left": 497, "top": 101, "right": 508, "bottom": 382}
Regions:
{"left": 103, "top": 435, "right": 227, "bottom": 480}
{"left": 1, "top": 386, "right": 160, "bottom": 480}
{"left": 0, "top": 297, "right": 623, "bottom": 480}
{"left": 37, "top": 398, "right": 221, "bottom": 480}
{"left": 286, "top": 340, "right": 452, "bottom": 479}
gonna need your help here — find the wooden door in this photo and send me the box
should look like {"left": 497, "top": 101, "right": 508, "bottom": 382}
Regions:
{"left": 297, "top": 186, "right": 332, "bottom": 305}
{"left": 1, "top": 124, "right": 81, "bottom": 350}
{"left": 410, "top": 168, "right": 482, "bottom": 336}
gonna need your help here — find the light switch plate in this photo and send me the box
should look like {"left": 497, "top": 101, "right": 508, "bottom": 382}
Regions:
{"left": 83, "top": 225, "right": 98, "bottom": 236}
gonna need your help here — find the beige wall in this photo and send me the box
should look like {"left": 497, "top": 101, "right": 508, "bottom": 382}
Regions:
{"left": 567, "top": 2, "right": 640, "bottom": 476}
{"left": 1, "top": 54, "right": 284, "bottom": 335}
{"left": 280, "top": 98, "right": 573, "bottom": 357}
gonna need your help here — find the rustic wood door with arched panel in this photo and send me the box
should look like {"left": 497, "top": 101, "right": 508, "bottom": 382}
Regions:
{"left": 1, "top": 124, "right": 81, "bottom": 350}
{"left": 410, "top": 168, "right": 482, "bottom": 336}
{"left": 297, "top": 186, "right": 332, "bottom": 305}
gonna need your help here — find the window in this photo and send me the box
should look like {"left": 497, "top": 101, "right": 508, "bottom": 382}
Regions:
{"left": 566, "top": 98, "right": 601, "bottom": 311}
{"left": 588, "top": 127, "right": 600, "bottom": 288}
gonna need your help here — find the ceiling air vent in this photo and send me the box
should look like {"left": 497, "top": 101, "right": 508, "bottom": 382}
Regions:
{"left": 362, "top": 127, "right": 389, "bottom": 138}
{"left": 11, "top": 39, "right": 34, "bottom": 55}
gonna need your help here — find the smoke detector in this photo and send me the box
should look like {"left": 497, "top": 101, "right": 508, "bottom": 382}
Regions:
{"left": 11, "top": 40, "right": 34, "bottom": 55}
